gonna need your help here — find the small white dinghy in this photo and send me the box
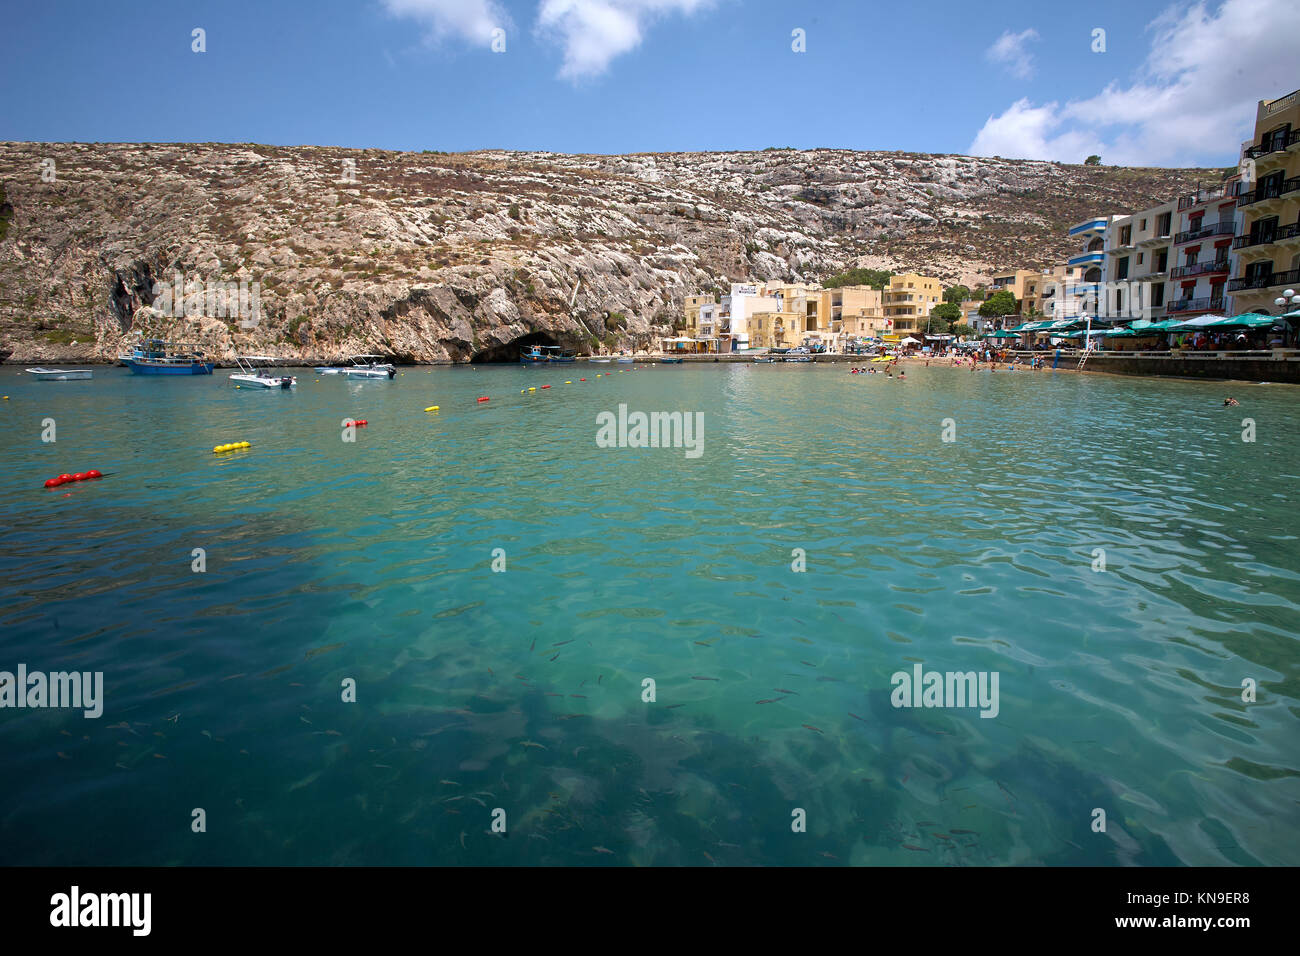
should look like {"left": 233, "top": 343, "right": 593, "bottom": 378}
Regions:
{"left": 229, "top": 355, "right": 296, "bottom": 389}
{"left": 27, "top": 367, "right": 93, "bottom": 381}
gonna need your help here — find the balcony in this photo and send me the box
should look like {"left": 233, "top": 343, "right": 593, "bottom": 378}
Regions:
{"left": 1237, "top": 176, "right": 1300, "bottom": 208}
{"left": 1233, "top": 221, "right": 1300, "bottom": 250}
{"left": 1136, "top": 230, "right": 1173, "bottom": 246}
{"left": 1067, "top": 251, "right": 1106, "bottom": 268}
{"left": 1226, "top": 267, "right": 1300, "bottom": 293}
{"left": 1173, "top": 220, "right": 1236, "bottom": 244}
{"left": 1244, "top": 128, "right": 1300, "bottom": 160}
{"left": 1167, "top": 296, "right": 1225, "bottom": 315}
{"left": 1170, "top": 259, "right": 1231, "bottom": 279}
{"left": 1177, "top": 184, "right": 1239, "bottom": 211}
{"left": 1068, "top": 218, "right": 1110, "bottom": 237}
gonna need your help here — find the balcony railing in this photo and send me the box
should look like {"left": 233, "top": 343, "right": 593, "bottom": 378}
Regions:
{"left": 1173, "top": 220, "right": 1236, "bottom": 244}
{"left": 1233, "top": 221, "right": 1300, "bottom": 249}
{"left": 1170, "top": 259, "right": 1231, "bottom": 279}
{"left": 1167, "top": 296, "right": 1225, "bottom": 315}
{"left": 1227, "top": 267, "right": 1300, "bottom": 293}
{"left": 1237, "top": 176, "right": 1300, "bottom": 207}
{"left": 1177, "top": 184, "right": 1239, "bottom": 210}
{"left": 1244, "top": 129, "right": 1300, "bottom": 159}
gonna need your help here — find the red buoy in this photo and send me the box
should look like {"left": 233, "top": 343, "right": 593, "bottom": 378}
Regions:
{"left": 358, "top": 419, "right": 368, "bottom": 426}
{"left": 58, "top": 474, "right": 73, "bottom": 483}
{"left": 540, "top": 385, "right": 551, "bottom": 390}
{"left": 580, "top": 378, "right": 587, "bottom": 381}
{"left": 44, "top": 478, "right": 62, "bottom": 488}
{"left": 86, "top": 470, "right": 102, "bottom": 479}
{"left": 72, "top": 473, "right": 87, "bottom": 482}
{"left": 477, "top": 396, "right": 489, "bottom": 402}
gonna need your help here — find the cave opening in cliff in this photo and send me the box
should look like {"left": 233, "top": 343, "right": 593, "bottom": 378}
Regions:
{"left": 471, "top": 332, "right": 564, "bottom": 364}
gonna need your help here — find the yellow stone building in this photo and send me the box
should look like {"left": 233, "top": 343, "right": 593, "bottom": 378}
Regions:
{"left": 683, "top": 294, "right": 714, "bottom": 336}
{"left": 1229, "top": 87, "right": 1300, "bottom": 316}
{"left": 882, "top": 273, "right": 942, "bottom": 334}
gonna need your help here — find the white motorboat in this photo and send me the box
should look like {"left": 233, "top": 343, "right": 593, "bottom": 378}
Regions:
{"left": 343, "top": 354, "right": 396, "bottom": 380}
{"left": 27, "top": 367, "right": 93, "bottom": 380}
{"left": 229, "top": 355, "right": 296, "bottom": 389}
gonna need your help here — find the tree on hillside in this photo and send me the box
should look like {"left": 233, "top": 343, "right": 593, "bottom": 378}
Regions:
{"left": 978, "top": 290, "right": 1018, "bottom": 325}
{"left": 943, "top": 285, "right": 971, "bottom": 305}
{"left": 1084, "top": 155, "right": 1101, "bottom": 166}
{"left": 931, "top": 302, "right": 962, "bottom": 322}
{"left": 823, "top": 268, "right": 893, "bottom": 290}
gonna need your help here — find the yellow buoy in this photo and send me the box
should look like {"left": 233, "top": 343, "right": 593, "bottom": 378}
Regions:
{"left": 565, "top": 381, "right": 572, "bottom": 385}
{"left": 213, "top": 446, "right": 221, "bottom": 453}
{"left": 528, "top": 387, "right": 536, "bottom": 392}
{"left": 425, "top": 405, "right": 440, "bottom": 411}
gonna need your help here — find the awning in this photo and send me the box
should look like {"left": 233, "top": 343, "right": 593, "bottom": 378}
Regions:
{"left": 1204, "top": 313, "right": 1279, "bottom": 329}
{"left": 1169, "top": 315, "right": 1229, "bottom": 330}
{"left": 983, "top": 330, "right": 1021, "bottom": 338}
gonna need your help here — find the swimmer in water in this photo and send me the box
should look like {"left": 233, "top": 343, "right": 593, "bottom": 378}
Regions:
{"left": 1224, "top": 397, "right": 1240, "bottom": 406}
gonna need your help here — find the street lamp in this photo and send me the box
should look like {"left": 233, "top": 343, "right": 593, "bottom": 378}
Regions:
{"left": 1276, "top": 290, "right": 1300, "bottom": 346}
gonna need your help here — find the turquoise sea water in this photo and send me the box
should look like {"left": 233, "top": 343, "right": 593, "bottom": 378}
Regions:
{"left": 0, "top": 362, "right": 1297, "bottom": 866}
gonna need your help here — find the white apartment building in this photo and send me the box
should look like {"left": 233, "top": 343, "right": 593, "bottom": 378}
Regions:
{"left": 1102, "top": 200, "right": 1175, "bottom": 321}
{"left": 1167, "top": 178, "right": 1241, "bottom": 319}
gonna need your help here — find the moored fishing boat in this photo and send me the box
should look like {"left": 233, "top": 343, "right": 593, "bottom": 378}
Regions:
{"left": 126, "top": 340, "right": 214, "bottom": 375}
{"left": 26, "top": 367, "right": 93, "bottom": 380}
{"left": 658, "top": 356, "right": 685, "bottom": 364}
{"left": 520, "top": 345, "right": 577, "bottom": 364}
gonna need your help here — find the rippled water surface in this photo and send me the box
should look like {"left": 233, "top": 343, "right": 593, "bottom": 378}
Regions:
{"left": 1, "top": 362, "right": 1297, "bottom": 865}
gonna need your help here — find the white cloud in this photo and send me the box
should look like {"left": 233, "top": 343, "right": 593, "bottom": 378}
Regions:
{"left": 969, "top": 0, "right": 1300, "bottom": 166}
{"left": 537, "top": 0, "right": 714, "bottom": 81}
{"left": 986, "top": 28, "right": 1039, "bottom": 80}
{"left": 382, "top": 0, "right": 510, "bottom": 46}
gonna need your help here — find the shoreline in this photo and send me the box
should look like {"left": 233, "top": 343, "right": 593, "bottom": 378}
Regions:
{"left": 5, "top": 351, "right": 1299, "bottom": 385}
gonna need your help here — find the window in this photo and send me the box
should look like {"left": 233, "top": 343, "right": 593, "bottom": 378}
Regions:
{"left": 1137, "top": 253, "right": 1144, "bottom": 265}
{"left": 1151, "top": 284, "right": 1165, "bottom": 308}
{"left": 1250, "top": 215, "right": 1279, "bottom": 244}
{"left": 1117, "top": 257, "right": 1130, "bottom": 279}
{"left": 1139, "top": 219, "right": 1147, "bottom": 230}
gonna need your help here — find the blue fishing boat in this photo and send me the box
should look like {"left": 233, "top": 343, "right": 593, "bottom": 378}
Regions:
{"left": 520, "top": 345, "right": 577, "bottom": 364}
{"left": 658, "top": 356, "right": 685, "bottom": 364}
{"left": 127, "top": 339, "right": 215, "bottom": 375}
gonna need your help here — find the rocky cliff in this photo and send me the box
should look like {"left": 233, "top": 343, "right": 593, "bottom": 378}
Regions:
{"left": 0, "top": 142, "right": 1227, "bottom": 363}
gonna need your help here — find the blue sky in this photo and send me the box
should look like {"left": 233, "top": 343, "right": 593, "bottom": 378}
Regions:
{"left": 1, "top": 0, "right": 1296, "bottom": 166}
